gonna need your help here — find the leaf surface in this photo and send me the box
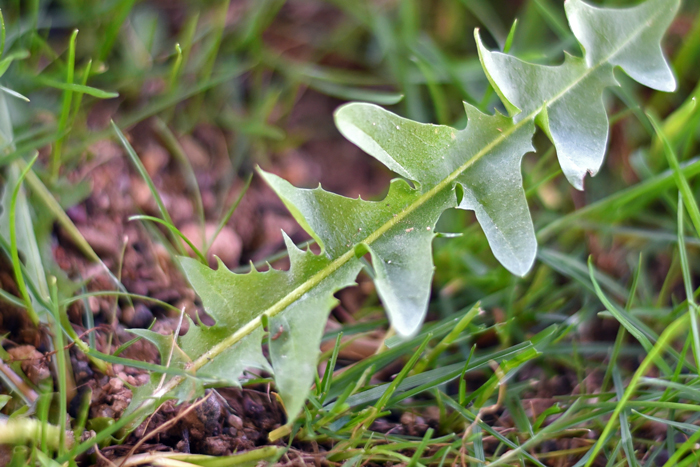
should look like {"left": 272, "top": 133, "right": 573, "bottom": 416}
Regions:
{"left": 476, "top": 0, "right": 679, "bottom": 189}
{"left": 333, "top": 102, "right": 537, "bottom": 276}
{"left": 123, "top": 0, "right": 678, "bottom": 425}
{"left": 261, "top": 174, "right": 454, "bottom": 337}
{"left": 566, "top": 0, "right": 678, "bottom": 92}
{"left": 138, "top": 235, "right": 362, "bottom": 421}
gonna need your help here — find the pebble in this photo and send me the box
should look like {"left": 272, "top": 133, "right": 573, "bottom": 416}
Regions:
{"left": 179, "top": 222, "right": 242, "bottom": 267}
{"left": 7, "top": 346, "right": 50, "bottom": 384}
{"left": 130, "top": 178, "right": 156, "bottom": 213}
{"left": 141, "top": 144, "right": 170, "bottom": 176}
{"left": 227, "top": 414, "right": 243, "bottom": 430}
{"left": 109, "top": 378, "right": 124, "bottom": 391}
{"left": 120, "top": 306, "right": 135, "bottom": 325}
{"left": 136, "top": 374, "right": 150, "bottom": 385}
{"left": 196, "top": 394, "right": 223, "bottom": 436}
{"left": 179, "top": 135, "right": 210, "bottom": 168}
{"left": 121, "top": 304, "right": 154, "bottom": 328}
{"left": 88, "top": 296, "right": 100, "bottom": 315}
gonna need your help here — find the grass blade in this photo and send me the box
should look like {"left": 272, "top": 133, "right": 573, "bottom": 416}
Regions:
{"left": 647, "top": 110, "right": 700, "bottom": 237}
{"left": 583, "top": 314, "right": 689, "bottom": 467}
{"left": 112, "top": 121, "right": 187, "bottom": 256}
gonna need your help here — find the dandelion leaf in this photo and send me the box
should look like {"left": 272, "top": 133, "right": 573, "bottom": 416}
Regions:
{"left": 268, "top": 237, "right": 361, "bottom": 417}
{"left": 477, "top": 0, "right": 678, "bottom": 189}
{"left": 333, "top": 101, "right": 537, "bottom": 277}
{"left": 566, "top": 0, "right": 678, "bottom": 92}
{"left": 261, "top": 174, "right": 455, "bottom": 337}
{"left": 177, "top": 234, "right": 360, "bottom": 420}
{"left": 153, "top": 0, "right": 679, "bottom": 427}
{"left": 263, "top": 101, "right": 536, "bottom": 336}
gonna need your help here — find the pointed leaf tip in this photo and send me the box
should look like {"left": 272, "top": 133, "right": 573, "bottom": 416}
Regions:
{"left": 478, "top": 0, "right": 678, "bottom": 192}
{"left": 259, "top": 170, "right": 327, "bottom": 254}
{"left": 474, "top": 31, "right": 521, "bottom": 118}
{"left": 334, "top": 103, "right": 417, "bottom": 181}
{"left": 566, "top": 0, "right": 678, "bottom": 92}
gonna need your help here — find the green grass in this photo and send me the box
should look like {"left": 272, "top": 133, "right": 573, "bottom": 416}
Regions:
{"left": 0, "top": 0, "right": 699, "bottom": 465}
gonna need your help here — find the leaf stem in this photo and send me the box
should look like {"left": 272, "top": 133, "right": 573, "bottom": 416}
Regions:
{"left": 143, "top": 1, "right": 680, "bottom": 421}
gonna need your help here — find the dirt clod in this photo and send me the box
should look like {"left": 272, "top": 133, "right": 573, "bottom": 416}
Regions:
{"left": 7, "top": 345, "right": 50, "bottom": 385}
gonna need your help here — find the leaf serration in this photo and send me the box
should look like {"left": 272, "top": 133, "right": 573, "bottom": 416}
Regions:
{"left": 126, "top": 0, "right": 679, "bottom": 424}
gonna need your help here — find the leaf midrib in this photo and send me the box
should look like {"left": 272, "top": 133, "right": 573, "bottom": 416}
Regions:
{"left": 156, "top": 7, "right": 665, "bottom": 399}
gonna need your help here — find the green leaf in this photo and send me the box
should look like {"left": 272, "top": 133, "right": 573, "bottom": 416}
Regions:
{"left": 0, "top": 50, "right": 30, "bottom": 79}
{"left": 261, "top": 174, "right": 454, "bottom": 337}
{"left": 566, "top": 0, "right": 678, "bottom": 92}
{"left": 0, "top": 90, "right": 13, "bottom": 150}
{"left": 268, "top": 239, "right": 361, "bottom": 418}
{"left": 0, "top": 93, "right": 49, "bottom": 316}
{"left": 476, "top": 0, "right": 679, "bottom": 189}
{"left": 131, "top": 0, "right": 678, "bottom": 428}
{"left": 32, "top": 76, "right": 119, "bottom": 99}
{"left": 0, "top": 394, "right": 10, "bottom": 410}
{"left": 307, "top": 80, "right": 404, "bottom": 105}
{"left": 263, "top": 101, "right": 536, "bottom": 335}
{"left": 0, "top": 170, "right": 42, "bottom": 284}
{"left": 128, "top": 234, "right": 362, "bottom": 421}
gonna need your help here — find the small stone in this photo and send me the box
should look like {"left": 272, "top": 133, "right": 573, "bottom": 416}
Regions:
{"left": 141, "top": 144, "right": 169, "bottom": 177}
{"left": 88, "top": 296, "right": 100, "bottom": 315}
{"left": 136, "top": 374, "right": 150, "bottom": 385}
{"left": 180, "top": 223, "right": 242, "bottom": 267}
{"left": 8, "top": 346, "right": 51, "bottom": 385}
{"left": 120, "top": 306, "right": 135, "bottom": 325}
{"left": 196, "top": 394, "right": 223, "bottom": 436}
{"left": 180, "top": 135, "right": 210, "bottom": 168}
{"left": 128, "top": 304, "right": 154, "bottom": 328}
{"left": 203, "top": 437, "right": 229, "bottom": 456}
{"left": 227, "top": 414, "right": 243, "bottom": 430}
{"left": 96, "top": 406, "right": 115, "bottom": 419}
{"left": 130, "top": 178, "right": 156, "bottom": 213}
{"left": 122, "top": 304, "right": 155, "bottom": 329}
{"left": 164, "top": 194, "right": 193, "bottom": 224}
{"left": 109, "top": 378, "right": 123, "bottom": 391}
{"left": 400, "top": 412, "right": 417, "bottom": 425}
